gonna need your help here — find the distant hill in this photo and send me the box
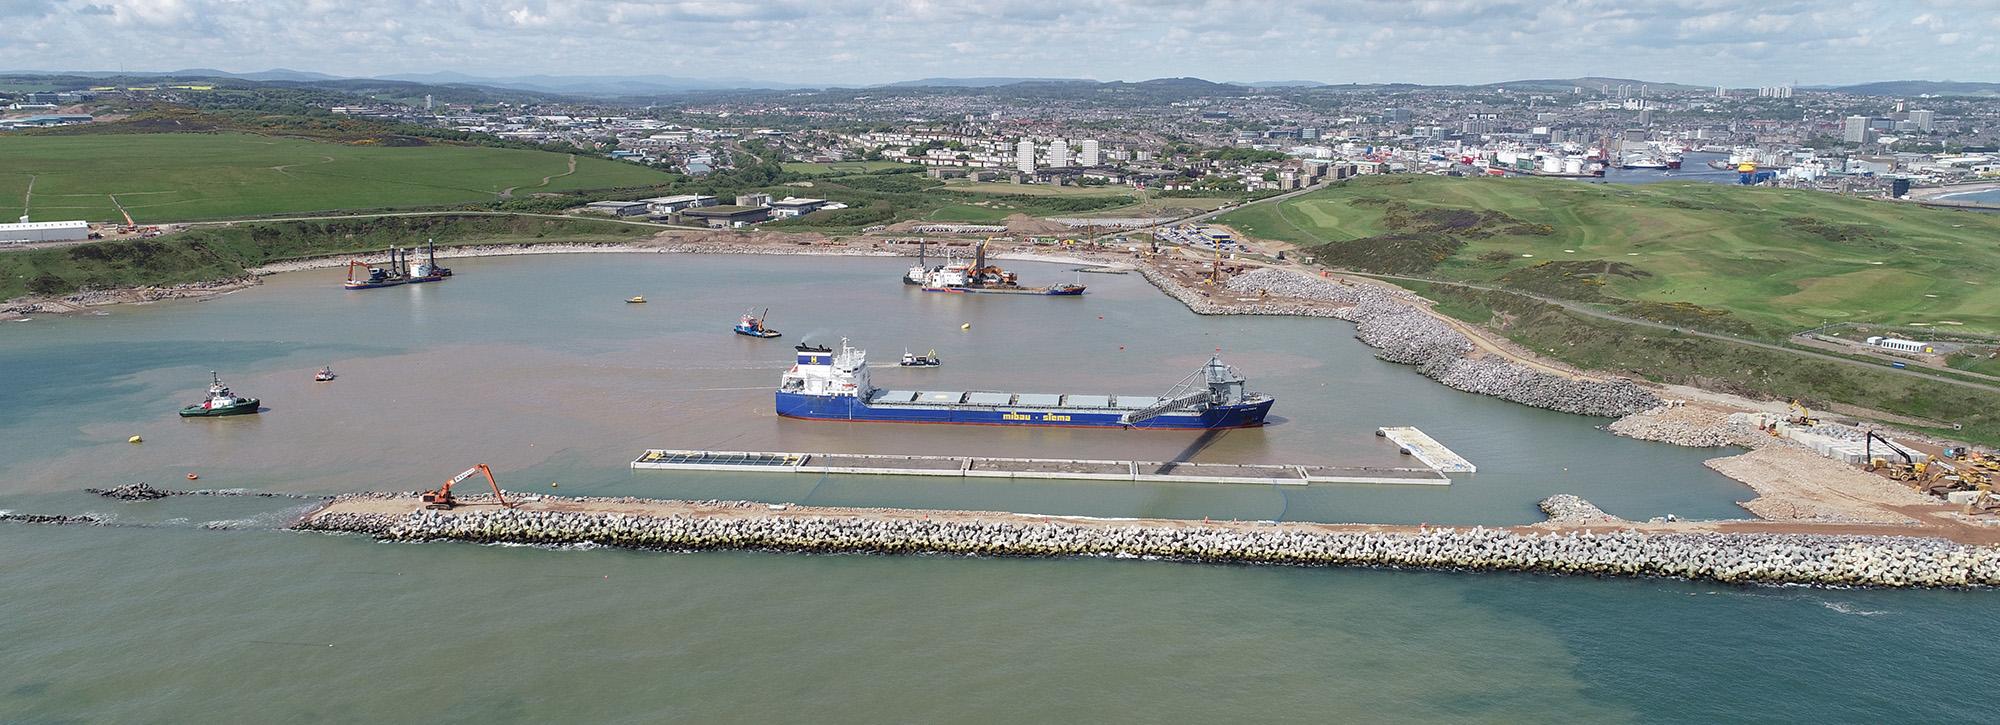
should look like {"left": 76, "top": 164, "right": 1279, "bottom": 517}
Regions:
{"left": 1232, "top": 80, "right": 1330, "bottom": 88}
{"left": 1828, "top": 80, "right": 2000, "bottom": 97}
{"left": 878, "top": 77, "right": 1092, "bottom": 88}
{"left": 1482, "top": 77, "right": 1708, "bottom": 93}
{"left": 372, "top": 72, "right": 819, "bottom": 94}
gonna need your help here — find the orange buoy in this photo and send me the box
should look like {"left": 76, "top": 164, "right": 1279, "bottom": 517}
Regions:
{"left": 186, "top": 472, "right": 199, "bottom": 481}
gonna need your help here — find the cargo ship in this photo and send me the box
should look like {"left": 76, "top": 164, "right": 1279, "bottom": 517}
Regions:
{"left": 903, "top": 240, "right": 1085, "bottom": 296}
{"left": 775, "top": 340, "right": 1273, "bottom": 429}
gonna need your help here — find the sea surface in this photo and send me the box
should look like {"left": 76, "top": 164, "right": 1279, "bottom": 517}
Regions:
{"left": 1937, "top": 187, "right": 2000, "bottom": 205}
{"left": 1599, "top": 152, "right": 1743, "bottom": 186}
{"left": 3, "top": 254, "right": 1994, "bottom": 721}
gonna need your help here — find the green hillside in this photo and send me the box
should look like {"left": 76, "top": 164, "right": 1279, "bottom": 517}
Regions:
{"left": 1217, "top": 176, "right": 2000, "bottom": 335}
{"left": 0, "top": 133, "right": 669, "bottom": 223}
{"left": 0, "top": 214, "right": 645, "bottom": 300}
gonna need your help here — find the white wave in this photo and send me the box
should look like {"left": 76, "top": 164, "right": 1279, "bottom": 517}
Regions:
{"left": 1820, "top": 601, "right": 1888, "bottom": 616}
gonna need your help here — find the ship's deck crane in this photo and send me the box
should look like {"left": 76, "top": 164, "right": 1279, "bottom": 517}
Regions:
{"left": 421, "top": 464, "right": 512, "bottom": 510}
{"left": 1120, "top": 356, "right": 1251, "bottom": 426}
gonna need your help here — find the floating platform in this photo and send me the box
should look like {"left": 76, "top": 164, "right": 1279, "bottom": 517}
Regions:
{"left": 1376, "top": 427, "right": 1476, "bottom": 473}
{"left": 632, "top": 449, "right": 1449, "bottom": 486}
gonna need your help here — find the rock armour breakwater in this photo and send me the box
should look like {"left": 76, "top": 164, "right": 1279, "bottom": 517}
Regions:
{"left": 295, "top": 496, "right": 2000, "bottom": 588}
{"left": 1144, "top": 266, "right": 1658, "bottom": 417}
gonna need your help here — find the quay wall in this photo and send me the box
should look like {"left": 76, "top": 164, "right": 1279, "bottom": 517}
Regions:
{"left": 296, "top": 496, "right": 2000, "bottom": 588}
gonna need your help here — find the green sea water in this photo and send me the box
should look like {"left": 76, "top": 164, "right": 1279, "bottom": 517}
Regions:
{"left": 2, "top": 254, "right": 1993, "bottom": 722}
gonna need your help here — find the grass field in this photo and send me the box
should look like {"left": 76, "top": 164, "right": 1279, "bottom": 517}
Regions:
{"left": 0, "top": 133, "right": 669, "bottom": 223}
{"left": 1391, "top": 280, "right": 2000, "bottom": 446}
{"left": 1217, "top": 176, "right": 2000, "bottom": 335}
{"left": 780, "top": 161, "right": 915, "bottom": 176}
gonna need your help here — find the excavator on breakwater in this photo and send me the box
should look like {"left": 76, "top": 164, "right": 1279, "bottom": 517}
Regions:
{"left": 421, "top": 464, "right": 513, "bottom": 511}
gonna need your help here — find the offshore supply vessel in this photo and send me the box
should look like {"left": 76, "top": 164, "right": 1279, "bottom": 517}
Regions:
{"left": 903, "top": 240, "right": 1085, "bottom": 296}
{"left": 775, "top": 341, "right": 1273, "bottom": 429}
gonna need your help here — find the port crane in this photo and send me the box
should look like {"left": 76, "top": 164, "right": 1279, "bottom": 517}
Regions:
{"left": 1120, "top": 356, "right": 1251, "bottom": 426}
{"left": 421, "top": 464, "right": 512, "bottom": 510}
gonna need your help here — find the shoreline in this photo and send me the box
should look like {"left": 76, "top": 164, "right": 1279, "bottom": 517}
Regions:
{"left": 3, "top": 238, "right": 1113, "bottom": 317}
{"left": 1911, "top": 180, "right": 2000, "bottom": 201}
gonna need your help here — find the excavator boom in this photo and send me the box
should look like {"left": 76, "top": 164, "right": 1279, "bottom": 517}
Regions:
{"left": 423, "top": 464, "right": 510, "bottom": 509}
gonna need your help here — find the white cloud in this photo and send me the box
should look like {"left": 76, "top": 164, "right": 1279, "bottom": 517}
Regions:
{"left": 0, "top": 0, "right": 1989, "bottom": 86}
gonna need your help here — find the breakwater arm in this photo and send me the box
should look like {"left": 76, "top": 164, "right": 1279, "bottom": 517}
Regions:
{"left": 1138, "top": 265, "right": 1659, "bottom": 417}
{"left": 294, "top": 494, "right": 2000, "bottom": 589}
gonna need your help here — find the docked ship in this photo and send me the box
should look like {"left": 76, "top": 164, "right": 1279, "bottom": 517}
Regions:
{"left": 903, "top": 240, "right": 1085, "bottom": 296}
{"left": 775, "top": 340, "right": 1273, "bottom": 429}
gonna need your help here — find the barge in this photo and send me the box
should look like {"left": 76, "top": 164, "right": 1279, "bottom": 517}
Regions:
{"left": 904, "top": 240, "right": 1085, "bottom": 296}
{"left": 775, "top": 340, "right": 1273, "bottom": 429}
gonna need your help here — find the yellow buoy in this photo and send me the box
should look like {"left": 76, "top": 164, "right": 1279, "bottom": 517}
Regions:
{"left": 550, "top": 482, "right": 559, "bottom": 488}
{"left": 961, "top": 323, "right": 971, "bottom": 330}
{"left": 128, "top": 435, "right": 142, "bottom": 444}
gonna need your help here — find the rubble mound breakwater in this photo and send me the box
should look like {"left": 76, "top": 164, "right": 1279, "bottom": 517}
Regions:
{"left": 1143, "top": 267, "right": 1658, "bottom": 417}
{"left": 295, "top": 496, "right": 2000, "bottom": 588}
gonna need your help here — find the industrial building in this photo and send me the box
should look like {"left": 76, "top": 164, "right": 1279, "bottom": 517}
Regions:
{"left": 641, "top": 194, "right": 718, "bottom": 215}
{"left": 584, "top": 201, "right": 650, "bottom": 217}
{"left": 768, "top": 197, "right": 830, "bottom": 219}
{"left": 1865, "top": 336, "right": 1934, "bottom": 354}
{"left": 678, "top": 206, "right": 771, "bottom": 228}
{"left": 0, "top": 220, "right": 90, "bottom": 244}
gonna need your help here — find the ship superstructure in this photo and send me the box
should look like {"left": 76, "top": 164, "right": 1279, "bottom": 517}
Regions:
{"left": 775, "top": 340, "right": 1272, "bottom": 429}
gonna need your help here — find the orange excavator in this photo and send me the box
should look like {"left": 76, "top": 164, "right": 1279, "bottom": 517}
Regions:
{"left": 421, "top": 464, "right": 513, "bottom": 510}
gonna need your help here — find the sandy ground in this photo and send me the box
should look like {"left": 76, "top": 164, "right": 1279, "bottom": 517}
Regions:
{"left": 1706, "top": 446, "right": 1944, "bottom": 524}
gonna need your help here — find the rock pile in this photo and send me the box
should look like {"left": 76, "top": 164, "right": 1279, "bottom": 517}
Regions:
{"left": 86, "top": 483, "right": 298, "bottom": 500}
{"left": 1157, "top": 266, "right": 1660, "bottom": 417}
{"left": 1606, "top": 404, "right": 1738, "bottom": 448}
{"left": 0, "top": 513, "right": 102, "bottom": 525}
{"left": 88, "top": 483, "right": 176, "bottom": 500}
{"left": 295, "top": 499, "right": 2000, "bottom": 588}
{"left": 1537, "top": 495, "right": 1627, "bottom": 525}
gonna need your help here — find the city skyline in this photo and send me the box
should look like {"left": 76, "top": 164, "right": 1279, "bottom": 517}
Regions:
{"left": 1, "top": 0, "right": 1997, "bottom": 88}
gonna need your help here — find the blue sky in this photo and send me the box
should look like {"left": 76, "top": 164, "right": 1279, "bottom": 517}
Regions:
{"left": 2, "top": 0, "right": 1996, "bottom": 86}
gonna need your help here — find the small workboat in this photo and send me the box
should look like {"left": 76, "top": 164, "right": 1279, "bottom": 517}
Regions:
{"left": 626, "top": 296, "right": 647, "bottom": 304}
{"left": 899, "top": 349, "right": 942, "bottom": 367}
{"left": 733, "top": 307, "right": 781, "bottom": 338}
{"left": 313, "top": 366, "right": 336, "bottom": 382}
{"left": 179, "top": 372, "right": 260, "bottom": 417}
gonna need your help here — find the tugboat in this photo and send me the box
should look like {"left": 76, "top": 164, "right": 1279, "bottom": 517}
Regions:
{"left": 179, "top": 372, "right": 261, "bottom": 417}
{"left": 899, "top": 349, "right": 942, "bottom": 367}
{"left": 313, "top": 366, "right": 336, "bottom": 382}
{"left": 733, "top": 308, "right": 781, "bottom": 338}
{"left": 408, "top": 238, "right": 453, "bottom": 283}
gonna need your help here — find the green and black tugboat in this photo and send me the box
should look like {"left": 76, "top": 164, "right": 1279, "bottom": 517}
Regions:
{"left": 179, "top": 372, "right": 261, "bottom": 417}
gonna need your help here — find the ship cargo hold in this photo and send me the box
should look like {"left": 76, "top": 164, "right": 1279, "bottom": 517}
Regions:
{"left": 775, "top": 341, "right": 1273, "bottom": 429}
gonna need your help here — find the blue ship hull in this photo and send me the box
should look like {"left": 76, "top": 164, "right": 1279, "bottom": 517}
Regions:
{"left": 775, "top": 392, "right": 1272, "bottom": 429}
